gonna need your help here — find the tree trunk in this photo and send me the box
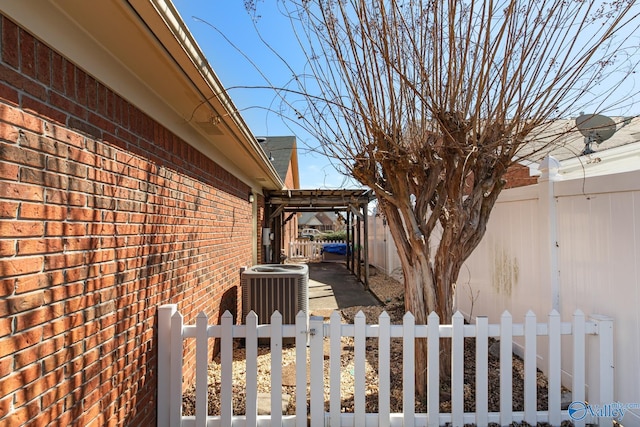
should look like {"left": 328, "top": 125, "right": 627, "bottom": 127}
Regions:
{"left": 401, "top": 258, "right": 430, "bottom": 398}
{"left": 378, "top": 195, "right": 476, "bottom": 401}
{"left": 401, "top": 253, "right": 456, "bottom": 398}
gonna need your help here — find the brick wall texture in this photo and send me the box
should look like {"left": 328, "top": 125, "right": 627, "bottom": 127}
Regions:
{"left": 503, "top": 163, "right": 538, "bottom": 189}
{"left": 0, "top": 15, "right": 261, "bottom": 426}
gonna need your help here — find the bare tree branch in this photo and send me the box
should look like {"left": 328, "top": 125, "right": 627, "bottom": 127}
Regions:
{"left": 242, "top": 0, "right": 639, "bottom": 388}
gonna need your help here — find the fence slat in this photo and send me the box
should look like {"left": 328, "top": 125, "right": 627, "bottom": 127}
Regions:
{"left": 195, "top": 312, "right": 209, "bottom": 427}
{"left": 295, "top": 311, "right": 308, "bottom": 427}
{"left": 246, "top": 311, "right": 258, "bottom": 426}
{"left": 170, "top": 311, "right": 184, "bottom": 427}
{"left": 354, "top": 311, "right": 367, "bottom": 425}
{"left": 378, "top": 312, "right": 391, "bottom": 427}
{"left": 157, "top": 304, "right": 176, "bottom": 427}
{"left": 452, "top": 312, "right": 464, "bottom": 427}
{"left": 548, "top": 310, "right": 561, "bottom": 426}
{"left": 271, "top": 311, "right": 283, "bottom": 425}
{"left": 403, "top": 312, "right": 416, "bottom": 426}
{"left": 427, "top": 312, "right": 440, "bottom": 427}
{"left": 330, "top": 311, "right": 342, "bottom": 427}
{"left": 591, "top": 314, "right": 614, "bottom": 427}
{"left": 524, "top": 310, "right": 537, "bottom": 425}
{"left": 572, "top": 310, "right": 586, "bottom": 427}
{"left": 475, "top": 316, "right": 488, "bottom": 427}
{"left": 220, "top": 310, "right": 233, "bottom": 426}
{"left": 500, "top": 311, "right": 513, "bottom": 426}
{"left": 309, "top": 315, "right": 325, "bottom": 427}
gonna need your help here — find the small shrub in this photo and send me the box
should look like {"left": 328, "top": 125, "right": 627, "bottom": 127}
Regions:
{"left": 321, "top": 230, "right": 346, "bottom": 241}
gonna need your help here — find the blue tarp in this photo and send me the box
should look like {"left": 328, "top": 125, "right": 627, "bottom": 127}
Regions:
{"left": 322, "top": 243, "right": 348, "bottom": 255}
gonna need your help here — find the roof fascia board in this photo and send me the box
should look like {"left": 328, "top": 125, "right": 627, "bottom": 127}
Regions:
{"left": 139, "top": 0, "right": 282, "bottom": 185}
{"left": 523, "top": 141, "right": 640, "bottom": 180}
{"left": 0, "top": 0, "right": 283, "bottom": 190}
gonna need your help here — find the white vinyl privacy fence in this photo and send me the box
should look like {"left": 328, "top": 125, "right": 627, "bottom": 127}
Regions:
{"left": 459, "top": 160, "right": 640, "bottom": 424}
{"left": 367, "top": 160, "right": 640, "bottom": 424}
{"left": 157, "top": 304, "right": 613, "bottom": 427}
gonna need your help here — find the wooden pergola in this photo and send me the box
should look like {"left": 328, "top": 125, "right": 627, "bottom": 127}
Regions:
{"left": 264, "top": 189, "right": 375, "bottom": 288}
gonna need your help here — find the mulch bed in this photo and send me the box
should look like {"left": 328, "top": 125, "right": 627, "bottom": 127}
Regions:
{"left": 183, "top": 273, "right": 576, "bottom": 426}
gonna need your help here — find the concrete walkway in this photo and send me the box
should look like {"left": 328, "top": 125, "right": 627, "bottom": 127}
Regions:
{"left": 306, "top": 261, "right": 380, "bottom": 318}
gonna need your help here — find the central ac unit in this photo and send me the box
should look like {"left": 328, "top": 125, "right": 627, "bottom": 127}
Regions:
{"left": 241, "top": 264, "right": 309, "bottom": 327}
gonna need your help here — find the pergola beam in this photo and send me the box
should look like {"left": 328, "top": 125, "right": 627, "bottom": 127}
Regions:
{"left": 264, "top": 189, "right": 375, "bottom": 288}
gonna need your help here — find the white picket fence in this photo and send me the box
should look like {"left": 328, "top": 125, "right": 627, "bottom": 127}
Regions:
{"left": 157, "top": 305, "right": 613, "bottom": 427}
{"left": 288, "top": 239, "right": 343, "bottom": 261}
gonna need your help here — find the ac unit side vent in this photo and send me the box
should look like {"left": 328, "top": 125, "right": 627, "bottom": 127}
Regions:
{"left": 241, "top": 264, "right": 309, "bottom": 326}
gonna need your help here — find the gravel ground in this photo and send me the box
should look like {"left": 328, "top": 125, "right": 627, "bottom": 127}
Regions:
{"left": 183, "top": 271, "right": 572, "bottom": 426}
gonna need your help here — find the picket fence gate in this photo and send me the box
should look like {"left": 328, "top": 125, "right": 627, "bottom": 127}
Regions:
{"left": 288, "top": 240, "right": 342, "bottom": 261}
{"left": 157, "top": 305, "right": 613, "bottom": 427}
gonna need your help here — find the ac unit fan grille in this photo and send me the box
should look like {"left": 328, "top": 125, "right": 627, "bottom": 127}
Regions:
{"left": 242, "top": 274, "right": 308, "bottom": 325}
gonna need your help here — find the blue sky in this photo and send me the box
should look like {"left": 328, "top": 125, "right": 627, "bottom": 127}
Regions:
{"left": 172, "top": 1, "right": 355, "bottom": 189}
{"left": 172, "top": 1, "right": 640, "bottom": 190}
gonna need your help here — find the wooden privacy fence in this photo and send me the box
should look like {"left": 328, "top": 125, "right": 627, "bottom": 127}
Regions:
{"left": 157, "top": 305, "right": 613, "bottom": 427}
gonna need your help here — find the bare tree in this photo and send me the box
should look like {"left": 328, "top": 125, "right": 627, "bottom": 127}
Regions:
{"left": 244, "top": 0, "right": 639, "bottom": 394}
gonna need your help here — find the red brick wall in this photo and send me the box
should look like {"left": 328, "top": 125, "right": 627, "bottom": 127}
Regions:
{"left": 0, "top": 15, "right": 254, "bottom": 426}
{"left": 504, "top": 163, "right": 538, "bottom": 189}
{"left": 256, "top": 194, "right": 266, "bottom": 264}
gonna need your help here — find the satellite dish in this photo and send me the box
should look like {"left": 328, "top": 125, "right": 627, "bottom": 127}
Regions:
{"left": 575, "top": 114, "right": 617, "bottom": 155}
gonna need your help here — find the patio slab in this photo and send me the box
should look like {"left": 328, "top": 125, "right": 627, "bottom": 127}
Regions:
{"left": 306, "top": 261, "right": 381, "bottom": 315}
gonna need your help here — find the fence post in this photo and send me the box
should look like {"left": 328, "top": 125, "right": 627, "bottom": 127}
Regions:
{"left": 591, "top": 314, "right": 614, "bottom": 426}
{"left": 572, "top": 310, "right": 586, "bottom": 427}
{"left": 157, "top": 304, "right": 177, "bottom": 427}
{"left": 170, "top": 310, "right": 184, "bottom": 427}
{"left": 537, "top": 155, "right": 562, "bottom": 312}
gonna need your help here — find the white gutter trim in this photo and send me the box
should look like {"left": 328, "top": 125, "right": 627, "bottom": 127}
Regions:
{"left": 0, "top": 0, "right": 284, "bottom": 190}
{"left": 146, "top": 0, "right": 284, "bottom": 187}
